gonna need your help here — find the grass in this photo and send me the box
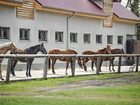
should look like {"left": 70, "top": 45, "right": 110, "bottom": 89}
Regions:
{"left": 0, "top": 72, "right": 140, "bottom": 105}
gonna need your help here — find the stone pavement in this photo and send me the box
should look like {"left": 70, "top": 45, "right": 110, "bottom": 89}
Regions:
{"left": 0, "top": 65, "right": 137, "bottom": 82}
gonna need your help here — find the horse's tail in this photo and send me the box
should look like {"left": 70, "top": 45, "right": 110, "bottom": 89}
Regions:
{"left": 48, "top": 57, "right": 51, "bottom": 70}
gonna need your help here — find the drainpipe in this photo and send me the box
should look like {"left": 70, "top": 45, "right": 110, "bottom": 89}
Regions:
{"left": 66, "top": 12, "right": 75, "bottom": 49}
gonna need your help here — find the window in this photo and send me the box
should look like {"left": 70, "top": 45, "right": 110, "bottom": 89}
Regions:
{"left": 83, "top": 34, "right": 90, "bottom": 43}
{"left": 55, "top": 31, "right": 63, "bottom": 42}
{"left": 117, "top": 36, "right": 123, "bottom": 44}
{"left": 70, "top": 33, "right": 78, "bottom": 43}
{"left": 107, "top": 35, "right": 113, "bottom": 44}
{"left": 126, "top": 34, "right": 135, "bottom": 39}
{"left": 0, "top": 27, "right": 10, "bottom": 40}
{"left": 96, "top": 35, "right": 102, "bottom": 44}
{"left": 20, "top": 28, "right": 30, "bottom": 40}
{"left": 38, "top": 30, "right": 48, "bottom": 41}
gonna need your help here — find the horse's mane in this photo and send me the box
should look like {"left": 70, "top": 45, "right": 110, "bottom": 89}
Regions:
{"left": 28, "top": 44, "right": 41, "bottom": 50}
{"left": 0, "top": 42, "right": 13, "bottom": 49}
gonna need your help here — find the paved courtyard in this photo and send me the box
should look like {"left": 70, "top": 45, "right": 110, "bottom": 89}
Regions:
{"left": 0, "top": 65, "right": 138, "bottom": 82}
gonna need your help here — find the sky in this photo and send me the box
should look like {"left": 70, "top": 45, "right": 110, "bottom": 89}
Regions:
{"left": 121, "top": 0, "right": 128, "bottom": 7}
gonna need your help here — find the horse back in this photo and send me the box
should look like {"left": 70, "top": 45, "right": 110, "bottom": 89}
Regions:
{"left": 82, "top": 50, "right": 96, "bottom": 55}
{"left": 111, "top": 48, "right": 124, "bottom": 54}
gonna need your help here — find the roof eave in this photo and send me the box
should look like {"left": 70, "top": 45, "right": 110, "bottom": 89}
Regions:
{"left": 113, "top": 14, "right": 140, "bottom": 24}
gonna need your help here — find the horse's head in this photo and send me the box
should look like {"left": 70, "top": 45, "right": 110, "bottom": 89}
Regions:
{"left": 39, "top": 43, "right": 47, "bottom": 54}
{"left": 10, "top": 42, "right": 17, "bottom": 54}
{"left": 100, "top": 45, "right": 111, "bottom": 54}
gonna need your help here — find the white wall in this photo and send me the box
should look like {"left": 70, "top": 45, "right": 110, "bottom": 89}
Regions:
{"left": 0, "top": 5, "right": 136, "bottom": 66}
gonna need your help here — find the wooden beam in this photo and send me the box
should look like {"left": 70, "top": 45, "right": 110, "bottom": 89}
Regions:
{"left": 0, "top": 0, "right": 22, "bottom": 7}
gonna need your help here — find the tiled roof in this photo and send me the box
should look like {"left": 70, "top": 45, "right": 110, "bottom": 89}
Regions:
{"left": 91, "top": 0, "right": 140, "bottom": 21}
{"left": 37, "top": 0, "right": 106, "bottom": 16}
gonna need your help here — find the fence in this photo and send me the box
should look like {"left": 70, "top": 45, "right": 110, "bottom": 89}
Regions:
{"left": 0, "top": 54, "right": 140, "bottom": 83}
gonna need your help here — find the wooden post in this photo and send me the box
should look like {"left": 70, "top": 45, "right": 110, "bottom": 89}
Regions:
{"left": 71, "top": 56, "right": 76, "bottom": 77}
{"left": 43, "top": 57, "right": 49, "bottom": 80}
{"left": 135, "top": 56, "right": 139, "bottom": 72}
{"left": 118, "top": 56, "right": 122, "bottom": 73}
{"left": 96, "top": 57, "right": 101, "bottom": 75}
{"left": 5, "top": 58, "right": 13, "bottom": 83}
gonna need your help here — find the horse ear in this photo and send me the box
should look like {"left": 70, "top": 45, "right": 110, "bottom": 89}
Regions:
{"left": 41, "top": 43, "right": 44, "bottom": 46}
{"left": 107, "top": 45, "right": 111, "bottom": 48}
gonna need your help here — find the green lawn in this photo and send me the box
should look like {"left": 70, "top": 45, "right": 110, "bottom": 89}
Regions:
{"left": 0, "top": 72, "right": 140, "bottom": 105}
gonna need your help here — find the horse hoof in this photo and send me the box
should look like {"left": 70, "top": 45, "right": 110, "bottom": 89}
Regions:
{"left": 52, "top": 71, "right": 56, "bottom": 74}
{"left": 12, "top": 74, "right": 16, "bottom": 76}
{"left": 84, "top": 69, "right": 87, "bottom": 72}
{"left": 1, "top": 78, "right": 4, "bottom": 81}
{"left": 65, "top": 73, "right": 68, "bottom": 75}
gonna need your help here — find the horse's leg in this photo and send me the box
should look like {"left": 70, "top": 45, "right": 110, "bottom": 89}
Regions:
{"left": 0, "top": 63, "right": 4, "bottom": 80}
{"left": 109, "top": 61, "right": 112, "bottom": 72}
{"left": 26, "top": 61, "right": 29, "bottom": 77}
{"left": 11, "top": 60, "right": 18, "bottom": 76}
{"left": 83, "top": 58, "right": 88, "bottom": 71}
{"left": 112, "top": 59, "right": 115, "bottom": 71}
{"left": 91, "top": 61, "right": 94, "bottom": 71}
{"left": 28, "top": 60, "right": 34, "bottom": 77}
{"left": 99, "top": 59, "right": 103, "bottom": 72}
{"left": 65, "top": 61, "right": 69, "bottom": 75}
{"left": 52, "top": 59, "right": 57, "bottom": 74}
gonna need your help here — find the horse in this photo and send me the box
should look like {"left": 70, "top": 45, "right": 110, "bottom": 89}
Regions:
{"left": 0, "top": 42, "right": 17, "bottom": 80}
{"left": 82, "top": 50, "right": 97, "bottom": 71}
{"left": 91, "top": 48, "right": 125, "bottom": 71}
{"left": 82, "top": 45, "right": 112, "bottom": 72}
{"left": 48, "top": 49, "right": 83, "bottom": 75}
{"left": 10, "top": 43, "right": 47, "bottom": 77}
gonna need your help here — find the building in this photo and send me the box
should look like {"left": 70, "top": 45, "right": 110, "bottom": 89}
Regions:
{"left": 0, "top": 0, "right": 140, "bottom": 67}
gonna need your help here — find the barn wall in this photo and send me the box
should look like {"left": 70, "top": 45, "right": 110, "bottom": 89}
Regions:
{"left": 0, "top": 5, "right": 136, "bottom": 68}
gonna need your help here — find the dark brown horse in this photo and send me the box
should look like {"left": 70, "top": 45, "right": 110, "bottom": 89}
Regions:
{"left": 0, "top": 42, "right": 17, "bottom": 80}
{"left": 10, "top": 43, "right": 47, "bottom": 77}
{"left": 82, "top": 45, "right": 112, "bottom": 72}
{"left": 49, "top": 49, "right": 82, "bottom": 75}
{"left": 91, "top": 48, "right": 125, "bottom": 71}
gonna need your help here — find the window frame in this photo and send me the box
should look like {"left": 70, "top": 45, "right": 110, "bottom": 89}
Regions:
{"left": 0, "top": 26, "right": 10, "bottom": 40}
{"left": 117, "top": 36, "right": 123, "bottom": 44}
{"left": 96, "top": 34, "right": 102, "bottom": 44}
{"left": 107, "top": 35, "right": 113, "bottom": 44}
{"left": 83, "top": 33, "right": 90, "bottom": 43}
{"left": 19, "top": 28, "right": 30, "bottom": 40}
{"left": 38, "top": 30, "right": 48, "bottom": 42}
{"left": 70, "top": 32, "right": 78, "bottom": 43}
{"left": 55, "top": 31, "right": 64, "bottom": 43}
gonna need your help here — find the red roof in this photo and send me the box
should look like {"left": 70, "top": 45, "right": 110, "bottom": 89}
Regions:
{"left": 91, "top": 1, "right": 140, "bottom": 21}
{"left": 37, "top": 0, "right": 140, "bottom": 21}
{"left": 113, "top": 2, "right": 140, "bottom": 21}
{"left": 37, "top": 0, "right": 106, "bottom": 16}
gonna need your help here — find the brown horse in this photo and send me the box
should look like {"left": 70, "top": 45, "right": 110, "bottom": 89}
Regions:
{"left": 49, "top": 49, "right": 82, "bottom": 75}
{"left": 0, "top": 42, "right": 17, "bottom": 80}
{"left": 91, "top": 48, "right": 125, "bottom": 71}
{"left": 82, "top": 45, "right": 112, "bottom": 72}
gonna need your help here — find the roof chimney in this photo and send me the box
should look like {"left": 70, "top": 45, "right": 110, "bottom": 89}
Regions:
{"left": 103, "top": 0, "right": 113, "bottom": 27}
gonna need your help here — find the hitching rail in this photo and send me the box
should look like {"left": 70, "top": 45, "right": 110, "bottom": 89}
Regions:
{"left": 0, "top": 54, "right": 140, "bottom": 83}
